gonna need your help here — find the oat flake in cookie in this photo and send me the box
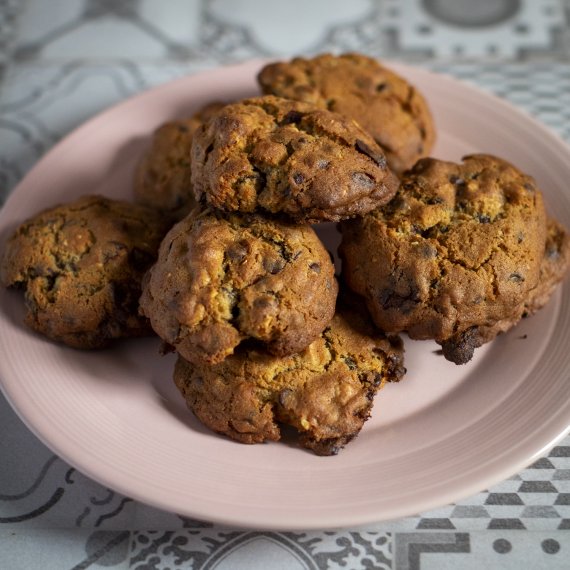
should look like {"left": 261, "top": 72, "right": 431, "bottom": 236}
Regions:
{"left": 258, "top": 53, "right": 435, "bottom": 175}
{"left": 0, "top": 195, "right": 170, "bottom": 349}
{"left": 139, "top": 207, "right": 338, "bottom": 366}
{"left": 173, "top": 301, "right": 405, "bottom": 456}
{"left": 340, "top": 155, "right": 549, "bottom": 364}
{"left": 134, "top": 102, "right": 225, "bottom": 218}
{"left": 190, "top": 95, "right": 398, "bottom": 223}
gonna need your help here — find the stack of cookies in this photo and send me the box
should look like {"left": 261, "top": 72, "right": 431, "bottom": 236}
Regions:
{"left": 136, "top": 75, "right": 410, "bottom": 455}
{"left": 2, "top": 53, "right": 569, "bottom": 456}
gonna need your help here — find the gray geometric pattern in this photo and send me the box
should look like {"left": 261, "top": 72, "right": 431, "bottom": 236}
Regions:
{"left": 2, "top": 1, "right": 570, "bottom": 569}
{"left": 394, "top": 532, "right": 470, "bottom": 570}
{"left": 129, "top": 530, "right": 392, "bottom": 569}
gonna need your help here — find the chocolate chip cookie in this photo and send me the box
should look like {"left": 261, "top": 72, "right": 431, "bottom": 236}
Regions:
{"left": 1, "top": 195, "right": 170, "bottom": 348}
{"left": 134, "top": 102, "right": 225, "bottom": 218}
{"left": 173, "top": 299, "right": 405, "bottom": 455}
{"left": 139, "top": 207, "right": 338, "bottom": 365}
{"left": 340, "top": 155, "right": 548, "bottom": 364}
{"left": 190, "top": 95, "right": 398, "bottom": 222}
{"left": 258, "top": 53, "right": 435, "bottom": 175}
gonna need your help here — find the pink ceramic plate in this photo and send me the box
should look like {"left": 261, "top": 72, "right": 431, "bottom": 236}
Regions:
{"left": 1, "top": 61, "right": 569, "bottom": 530}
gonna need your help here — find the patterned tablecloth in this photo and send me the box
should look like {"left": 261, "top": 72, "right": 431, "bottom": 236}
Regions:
{"left": 1, "top": 1, "right": 569, "bottom": 568}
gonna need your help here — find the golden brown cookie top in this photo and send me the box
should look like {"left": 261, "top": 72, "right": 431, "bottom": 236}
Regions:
{"left": 139, "top": 207, "right": 338, "bottom": 365}
{"left": 190, "top": 95, "right": 398, "bottom": 223}
{"left": 462, "top": 216, "right": 570, "bottom": 353}
{"left": 340, "top": 154, "right": 548, "bottom": 364}
{"left": 1, "top": 195, "right": 170, "bottom": 349}
{"left": 174, "top": 300, "right": 404, "bottom": 455}
{"left": 134, "top": 102, "right": 225, "bottom": 218}
{"left": 258, "top": 53, "right": 435, "bottom": 174}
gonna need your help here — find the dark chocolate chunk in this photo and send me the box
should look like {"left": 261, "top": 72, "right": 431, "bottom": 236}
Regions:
{"left": 282, "top": 110, "right": 304, "bottom": 125}
{"left": 351, "top": 172, "right": 375, "bottom": 189}
{"left": 355, "top": 139, "right": 387, "bottom": 169}
{"left": 293, "top": 172, "right": 304, "bottom": 185}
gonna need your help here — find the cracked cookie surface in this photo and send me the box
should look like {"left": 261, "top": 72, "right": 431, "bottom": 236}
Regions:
{"left": 139, "top": 207, "right": 338, "bottom": 365}
{"left": 190, "top": 95, "right": 398, "bottom": 222}
{"left": 173, "top": 300, "right": 405, "bottom": 456}
{"left": 475, "top": 216, "right": 570, "bottom": 347}
{"left": 339, "top": 155, "right": 548, "bottom": 364}
{"left": 0, "top": 195, "right": 170, "bottom": 348}
{"left": 134, "top": 102, "right": 225, "bottom": 218}
{"left": 257, "top": 53, "right": 435, "bottom": 175}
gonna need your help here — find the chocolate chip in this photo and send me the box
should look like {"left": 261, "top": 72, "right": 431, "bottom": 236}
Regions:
{"left": 427, "top": 196, "right": 444, "bottom": 205}
{"left": 293, "top": 172, "right": 304, "bottom": 185}
{"left": 449, "top": 175, "right": 466, "bottom": 188}
{"left": 376, "top": 82, "right": 387, "bottom": 92}
{"left": 523, "top": 182, "right": 535, "bottom": 193}
{"left": 355, "top": 139, "right": 387, "bottom": 168}
{"left": 509, "top": 272, "right": 525, "bottom": 283}
{"left": 226, "top": 241, "right": 248, "bottom": 263}
{"left": 477, "top": 214, "right": 491, "bottom": 224}
{"left": 264, "top": 258, "right": 286, "bottom": 274}
{"left": 317, "top": 159, "right": 330, "bottom": 170}
{"left": 351, "top": 172, "right": 375, "bottom": 189}
{"left": 342, "top": 356, "right": 357, "bottom": 370}
{"left": 378, "top": 285, "right": 420, "bottom": 314}
{"left": 390, "top": 196, "right": 408, "bottom": 211}
{"left": 309, "top": 262, "right": 321, "bottom": 273}
{"left": 282, "top": 110, "right": 303, "bottom": 124}
{"left": 372, "top": 371, "right": 384, "bottom": 386}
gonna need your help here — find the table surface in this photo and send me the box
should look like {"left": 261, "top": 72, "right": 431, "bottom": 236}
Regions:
{"left": 0, "top": 1, "right": 569, "bottom": 569}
